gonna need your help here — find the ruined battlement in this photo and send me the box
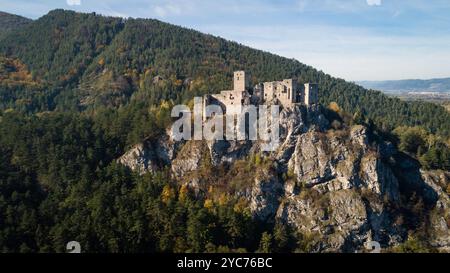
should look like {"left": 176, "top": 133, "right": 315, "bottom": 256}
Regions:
{"left": 203, "top": 71, "right": 318, "bottom": 116}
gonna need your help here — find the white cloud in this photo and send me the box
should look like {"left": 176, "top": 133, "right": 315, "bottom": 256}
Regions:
{"left": 153, "top": 6, "right": 167, "bottom": 17}
{"left": 151, "top": 0, "right": 195, "bottom": 18}
{"left": 366, "top": 0, "right": 381, "bottom": 6}
{"left": 149, "top": 0, "right": 281, "bottom": 19}
{"left": 66, "top": 0, "right": 81, "bottom": 6}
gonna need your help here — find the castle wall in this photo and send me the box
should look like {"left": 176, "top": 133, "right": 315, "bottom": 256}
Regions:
{"left": 304, "top": 83, "right": 318, "bottom": 106}
{"left": 207, "top": 90, "right": 249, "bottom": 116}
{"left": 263, "top": 79, "right": 298, "bottom": 107}
{"left": 204, "top": 71, "right": 319, "bottom": 119}
{"left": 263, "top": 82, "right": 276, "bottom": 102}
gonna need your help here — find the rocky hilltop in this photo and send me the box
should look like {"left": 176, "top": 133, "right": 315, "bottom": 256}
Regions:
{"left": 119, "top": 105, "right": 450, "bottom": 252}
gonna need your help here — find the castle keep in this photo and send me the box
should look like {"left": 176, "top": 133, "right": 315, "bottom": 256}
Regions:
{"left": 203, "top": 71, "right": 318, "bottom": 115}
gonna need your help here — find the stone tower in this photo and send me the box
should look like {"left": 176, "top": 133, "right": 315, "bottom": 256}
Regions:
{"left": 304, "top": 83, "right": 319, "bottom": 106}
{"left": 234, "top": 71, "right": 250, "bottom": 91}
{"left": 282, "top": 79, "right": 298, "bottom": 104}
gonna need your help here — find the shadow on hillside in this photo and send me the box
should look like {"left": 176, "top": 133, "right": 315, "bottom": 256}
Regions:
{"left": 390, "top": 152, "right": 439, "bottom": 233}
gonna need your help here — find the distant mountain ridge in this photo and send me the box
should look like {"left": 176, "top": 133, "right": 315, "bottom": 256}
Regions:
{"left": 358, "top": 77, "right": 450, "bottom": 93}
{"left": 0, "top": 11, "right": 32, "bottom": 39}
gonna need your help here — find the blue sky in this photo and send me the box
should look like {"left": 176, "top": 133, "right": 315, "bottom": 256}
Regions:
{"left": 1, "top": 0, "right": 450, "bottom": 81}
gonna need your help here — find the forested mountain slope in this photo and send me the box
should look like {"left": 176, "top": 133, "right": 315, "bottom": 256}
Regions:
{"left": 0, "top": 11, "right": 31, "bottom": 39}
{"left": 0, "top": 9, "right": 449, "bottom": 137}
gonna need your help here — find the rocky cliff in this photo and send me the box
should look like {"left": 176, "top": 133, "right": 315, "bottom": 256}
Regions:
{"left": 118, "top": 105, "right": 450, "bottom": 252}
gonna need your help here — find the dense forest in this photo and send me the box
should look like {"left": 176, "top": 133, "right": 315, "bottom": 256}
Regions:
{"left": 0, "top": 12, "right": 31, "bottom": 39}
{"left": 0, "top": 111, "right": 305, "bottom": 253}
{"left": 0, "top": 9, "right": 449, "bottom": 252}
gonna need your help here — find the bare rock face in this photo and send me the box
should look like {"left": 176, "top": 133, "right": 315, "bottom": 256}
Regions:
{"left": 359, "top": 154, "right": 400, "bottom": 202}
{"left": 276, "top": 189, "right": 368, "bottom": 252}
{"left": 420, "top": 171, "right": 450, "bottom": 252}
{"left": 286, "top": 126, "right": 399, "bottom": 200}
{"left": 276, "top": 105, "right": 328, "bottom": 165}
{"left": 118, "top": 134, "right": 177, "bottom": 175}
{"left": 277, "top": 185, "right": 403, "bottom": 252}
{"left": 236, "top": 169, "right": 283, "bottom": 221}
{"left": 276, "top": 120, "right": 403, "bottom": 252}
{"left": 207, "top": 140, "right": 256, "bottom": 166}
{"left": 118, "top": 143, "right": 154, "bottom": 175}
{"left": 171, "top": 141, "right": 206, "bottom": 177}
{"left": 421, "top": 171, "right": 450, "bottom": 210}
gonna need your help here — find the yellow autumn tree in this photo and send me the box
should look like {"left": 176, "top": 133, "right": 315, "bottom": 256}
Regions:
{"left": 161, "top": 185, "right": 175, "bottom": 205}
{"left": 204, "top": 199, "right": 214, "bottom": 211}
{"left": 328, "top": 102, "right": 340, "bottom": 113}
{"left": 98, "top": 58, "right": 105, "bottom": 66}
{"left": 233, "top": 198, "right": 247, "bottom": 214}
{"left": 178, "top": 184, "right": 189, "bottom": 202}
{"left": 218, "top": 193, "right": 229, "bottom": 206}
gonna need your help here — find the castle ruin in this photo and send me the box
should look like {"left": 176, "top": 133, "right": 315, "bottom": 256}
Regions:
{"left": 203, "top": 71, "right": 318, "bottom": 116}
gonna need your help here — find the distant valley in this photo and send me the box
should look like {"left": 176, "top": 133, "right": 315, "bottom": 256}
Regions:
{"left": 358, "top": 78, "right": 450, "bottom": 110}
{"left": 358, "top": 77, "right": 450, "bottom": 94}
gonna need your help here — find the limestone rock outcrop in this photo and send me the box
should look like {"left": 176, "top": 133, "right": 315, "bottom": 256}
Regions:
{"left": 117, "top": 104, "right": 449, "bottom": 252}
